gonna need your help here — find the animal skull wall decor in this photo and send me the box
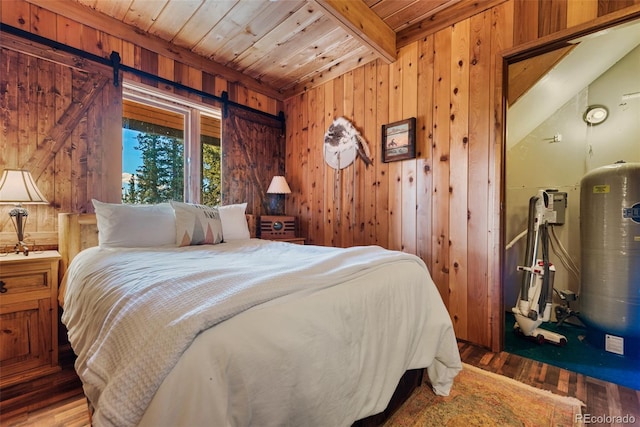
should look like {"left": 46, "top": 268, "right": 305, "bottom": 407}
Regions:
{"left": 323, "top": 117, "right": 372, "bottom": 169}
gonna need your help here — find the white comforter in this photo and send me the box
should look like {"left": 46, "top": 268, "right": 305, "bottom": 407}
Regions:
{"left": 62, "top": 239, "right": 461, "bottom": 427}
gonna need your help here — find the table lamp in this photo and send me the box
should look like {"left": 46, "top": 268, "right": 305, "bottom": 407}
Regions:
{"left": 266, "top": 175, "right": 291, "bottom": 215}
{"left": 0, "top": 169, "right": 48, "bottom": 255}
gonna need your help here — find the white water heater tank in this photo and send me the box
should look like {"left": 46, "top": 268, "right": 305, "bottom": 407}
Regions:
{"left": 580, "top": 162, "right": 640, "bottom": 339}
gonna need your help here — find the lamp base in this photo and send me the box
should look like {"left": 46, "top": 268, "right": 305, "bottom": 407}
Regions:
{"left": 8, "top": 207, "right": 30, "bottom": 255}
{"left": 268, "top": 194, "right": 285, "bottom": 215}
{"left": 13, "top": 241, "right": 30, "bottom": 256}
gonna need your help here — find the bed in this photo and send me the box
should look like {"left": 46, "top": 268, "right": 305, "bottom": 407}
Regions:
{"left": 57, "top": 201, "right": 462, "bottom": 427}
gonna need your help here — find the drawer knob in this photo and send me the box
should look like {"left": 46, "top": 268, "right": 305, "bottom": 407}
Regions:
{"left": 0, "top": 280, "right": 6, "bottom": 293}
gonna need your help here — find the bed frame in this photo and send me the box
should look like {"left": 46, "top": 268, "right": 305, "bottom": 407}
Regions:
{"left": 56, "top": 212, "right": 421, "bottom": 426}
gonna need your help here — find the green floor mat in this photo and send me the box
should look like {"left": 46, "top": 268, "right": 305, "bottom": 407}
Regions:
{"left": 504, "top": 312, "right": 640, "bottom": 390}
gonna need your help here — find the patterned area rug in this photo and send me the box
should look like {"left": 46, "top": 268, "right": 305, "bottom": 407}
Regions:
{"left": 384, "top": 363, "right": 584, "bottom": 427}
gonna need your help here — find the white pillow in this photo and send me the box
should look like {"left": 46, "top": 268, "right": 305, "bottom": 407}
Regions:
{"left": 92, "top": 199, "right": 176, "bottom": 248}
{"left": 171, "top": 201, "right": 223, "bottom": 246}
{"left": 218, "top": 203, "right": 250, "bottom": 241}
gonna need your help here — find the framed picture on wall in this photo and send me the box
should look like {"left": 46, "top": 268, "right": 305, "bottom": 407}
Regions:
{"left": 381, "top": 117, "right": 416, "bottom": 162}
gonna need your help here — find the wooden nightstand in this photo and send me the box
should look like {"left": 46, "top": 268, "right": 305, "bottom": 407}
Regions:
{"left": 272, "top": 237, "right": 305, "bottom": 245}
{"left": 0, "top": 250, "right": 62, "bottom": 388}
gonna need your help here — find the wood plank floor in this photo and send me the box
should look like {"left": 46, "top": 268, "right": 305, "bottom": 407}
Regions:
{"left": 2, "top": 341, "right": 639, "bottom": 426}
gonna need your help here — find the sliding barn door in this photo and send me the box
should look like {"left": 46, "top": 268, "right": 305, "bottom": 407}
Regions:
{"left": 0, "top": 32, "right": 122, "bottom": 248}
{"left": 221, "top": 105, "right": 285, "bottom": 215}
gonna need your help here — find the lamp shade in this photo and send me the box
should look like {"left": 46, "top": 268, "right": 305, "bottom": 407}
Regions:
{"left": 0, "top": 169, "right": 48, "bottom": 204}
{"left": 266, "top": 176, "right": 291, "bottom": 194}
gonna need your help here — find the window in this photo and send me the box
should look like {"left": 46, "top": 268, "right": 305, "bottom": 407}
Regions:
{"left": 121, "top": 81, "right": 221, "bottom": 205}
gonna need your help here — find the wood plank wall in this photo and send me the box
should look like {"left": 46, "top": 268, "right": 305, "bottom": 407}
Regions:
{"left": 0, "top": 0, "right": 283, "bottom": 249}
{"left": 283, "top": 0, "right": 640, "bottom": 350}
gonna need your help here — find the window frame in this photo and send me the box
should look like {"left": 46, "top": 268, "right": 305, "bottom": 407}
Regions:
{"left": 122, "top": 80, "right": 222, "bottom": 204}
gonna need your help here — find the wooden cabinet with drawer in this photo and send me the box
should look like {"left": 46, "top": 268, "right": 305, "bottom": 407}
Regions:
{"left": 0, "top": 251, "right": 61, "bottom": 388}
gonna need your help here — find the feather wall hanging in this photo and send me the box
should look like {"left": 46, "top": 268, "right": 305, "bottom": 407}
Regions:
{"left": 323, "top": 117, "right": 372, "bottom": 227}
{"left": 323, "top": 117, "right": 372, "bottom": 169}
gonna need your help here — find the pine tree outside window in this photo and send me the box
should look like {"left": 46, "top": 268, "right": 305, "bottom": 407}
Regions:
{"left": 122, "top": 82, "right": 221, "bottom": 206}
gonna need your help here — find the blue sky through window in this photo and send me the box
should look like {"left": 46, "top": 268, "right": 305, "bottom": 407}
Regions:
{"left": 122, "top": 128, "right": 143, "bottom": 192}
{"left": 123, "top": 129, "right": 143, "bottom": 173}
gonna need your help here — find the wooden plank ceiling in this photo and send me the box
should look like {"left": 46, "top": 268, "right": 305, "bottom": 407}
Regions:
{"left": 69, "top": 0, "right": 464, "bottom": 97}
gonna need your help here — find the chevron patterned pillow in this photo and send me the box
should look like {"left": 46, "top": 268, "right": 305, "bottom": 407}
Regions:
{"left": 171, "top": 201, "right": 223, "bottom": 247}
